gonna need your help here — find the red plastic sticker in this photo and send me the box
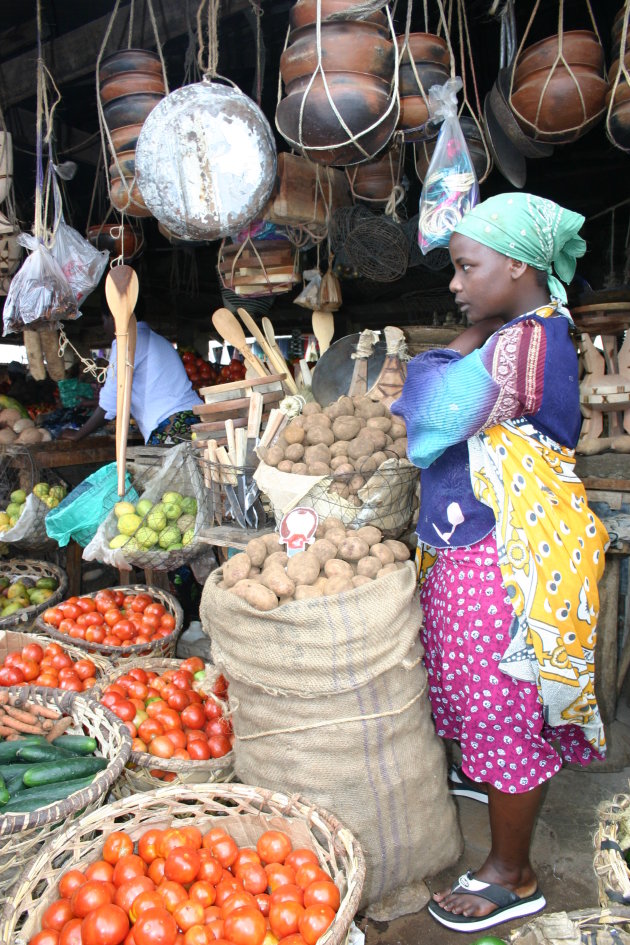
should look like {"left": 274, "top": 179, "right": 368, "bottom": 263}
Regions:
{"left": 279, "top": 506, "right": 319, "bottom": 557}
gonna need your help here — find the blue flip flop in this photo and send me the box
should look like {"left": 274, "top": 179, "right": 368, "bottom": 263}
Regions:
{"left": 428, "top": 870, "right": 546, "bottom": 932}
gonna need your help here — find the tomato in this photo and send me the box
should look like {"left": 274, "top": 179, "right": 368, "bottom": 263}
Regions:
{"left": 139, "top": 829, "right": 165, "bottom": 865}
{"left": 81, "top": 904, "right": 130, "bottom": 945}
{"left": 205, "top": 718, "right": 232, "bottom": 739}
{"left": 43, "top": 607, "right": 63, "bottom": 627}
{"left": 207, "top": 736, "right": 231, "bottom": 759}
{"left": 173, "top": 899, "right": 205, "bottom": 932}
{"left": 294, "top": 865, "right": 329, "bottom": 891}
{"left": 302, "top": 881, "right": 339, "bottom": 911}
{"left": 255, "top": 894, "right": 270, "bottom": 917}
{"left": 181, "top": 657, "right": 204, "bottom": 675}
{"left": 112, "top": 699, "right": 137, "bottom": 723}
{"left": 74, "top": 659, "right": 97, "bottom": 680}
{"left": 28, "top": 932, "right": 60, "bottom": 945}
{"left": 138, "top": 719, "right": 164, "bottom": 743}
{"left": 265, "top": 866, "right": 296, "bottom": 892}
{"left": 103, "top": 832, "right": 135, "bottom": 865}
{"left": 182, "top": 927, "right": 214, "bottom": 945}
{"left": 257, "top": 832, "right": 292, "bottom": 866}
{"left": 298, "top": 905, "right": 336, "bottom": 945}
{"left": 164, "top": 847, "right": 200, "bottom": 885}
{"left": 196, "top": 854, "right": 222, "bottom": 885}
{"left": 85, "top": 860, "right": 115, "bottom": 883}
{"left": 156, "top": 708, "right": 183, "bottom": 731}
{"left": 188, "top": 881, "right": 216, "bottom": 909}
{"left": 0, "top": 665, "right": 25, "bottom": 685}
{"left": 269, "top": 886, "right": 303, "bottom": 907}
{"left": 188, "top": 740, "right": 212, "bottom": 761}
{"left": 59, "top": 918, "right": 83, "bottom": 945}
{"left": 149, "top": 735, "right": 175, "bottom": 758}
{"left": 71, "top": 879, "right": 116, "bottom": 916}
{"left": 223, "top": 906, "right": 266, "bottom": 945}
{"left": 161, "top": 614, "right": 176, "bottom": 633}
{"left": 180, "top": 704, "right": 205, "bottom": 730}
{"left": 145, "top": 603, "right": 166, "bottom": 619}
{"left": 148, "top": 858, "right": 167, "bottom": 886}
{"left": 165, "top": 729, "right": 187, "bottom": 750}
{"left": 203, "top": 700, "right": 222, "bottom": 722}
{"left": 77, "top": 596, "right": 97, "bottom": 612}
{"left": 86, "top": 626, "right": 106, "bottom": 643}
{"left": 22, "top": 642, "right": 44, "bottom": 663}
{"left": 284, "top": 851, "right": 318, "bottom": 873}
{"left": 233, "top": 863, "right": 267, "bottom": 897}
{"left": 233, "top": 849, "right": 261, "bottom": 872}
{"left": 114, "top": 875, "right": 156, "bottom": 912}
{"left": 58, "top": 869, "right": 87, "bottom": 899}
{"left": 113, "top": 854, "right": 147, "bottom": 887}
{"left": 167, "top": 690, "right": 190, "bottom": 712}
{"left": 133, "top": 908, "right": 177, "bottom": 945}
{"left": 276, "top": 936, "right": 307, "bottom": 945}
{"left": 42, "top": 899, "right": 74, "bottom": 931}
{"left": 215, "top": 879, "right": 244, "bottom": 908}
{"left": 130, "top": 891, "right": 165, "bottom": 923}
{"left": 221, "top": 890, "right": 257, "bottom": 917}
{"left": 208, "top": 835, "right": 238, "bottom": 869}
{"left": 269, "top": 900, "right": 305, "bottom": 939}
{"left": 180, "top": 827, "right": 203, "bottom": 851}
{"left": 158, "top": 880, "right": 188, "bottom": 913}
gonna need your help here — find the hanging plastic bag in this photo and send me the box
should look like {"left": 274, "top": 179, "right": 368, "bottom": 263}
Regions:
{"left": 418, "top": 77, "right": 479, "bottom": 254}
{"left": 50, "top": 217, "right": 109, "bottom": 305}
{"left": 2, "top": 234, "right": 79, "bottom": 336}
{"left": 293, "top": 269, "right": 322, "bottom": 310}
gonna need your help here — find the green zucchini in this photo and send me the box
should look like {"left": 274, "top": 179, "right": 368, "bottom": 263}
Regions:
{"left": 0, "top": 737, "right": 48, "bottom": 763}
{"left": 51, "top": 735, "right": 98, "bottom": 755}
{"left": 16, "top": 744, "right": 79, "bottom": 763}
{"left": 2, "top": 775, "right": 97, "bottom": 812}
{"left": 23, "top": 756, "right": 106, "bottom": 788}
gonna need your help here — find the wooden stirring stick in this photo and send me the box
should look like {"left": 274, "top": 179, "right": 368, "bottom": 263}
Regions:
{"left": 212, "top": 308, "right": 269, "bottom": 379}
{"left": 105, "top": 265, "right": 139, "bottom": 496}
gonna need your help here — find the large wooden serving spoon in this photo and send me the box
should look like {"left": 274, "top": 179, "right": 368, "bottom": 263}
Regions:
{"left": 312, "top": 310, "right": 335, "bottom": 355}
{"left": 105, "top": 265, "right": 139, "bottom": 497}
{"left": 212, "top": 307, "right": 269, "bottom": 379}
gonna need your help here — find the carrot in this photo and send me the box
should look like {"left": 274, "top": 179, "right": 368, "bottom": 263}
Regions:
{"left": 0, "top": 716, "right": 45, "bottom": 734}
{"left": 0, "top": 725, "right": 16, "bottom": 737}
{"left": 27, "top": 704, "right": 61, "bottom": 720}
{"left": 3, "top": 706, "right": 41, "bottom": 726}
{"left": 45, "top": 717, "right": 74, "bottom": 742}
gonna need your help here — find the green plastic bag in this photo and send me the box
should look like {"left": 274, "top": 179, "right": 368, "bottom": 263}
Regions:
{"left": 45, "top": 463, "right": 138, "bottom": 548}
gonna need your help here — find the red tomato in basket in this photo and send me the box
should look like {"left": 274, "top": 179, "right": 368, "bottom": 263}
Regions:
{"left": 81, "top": 904, "right": 129, "bottom": 945}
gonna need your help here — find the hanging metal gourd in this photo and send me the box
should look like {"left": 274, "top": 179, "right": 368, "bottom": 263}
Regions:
{"left": 606, "top": 3, "right": 630, "bottom": 152}
{"left": 135, "top": 0, "right": 276, "bottom": 240}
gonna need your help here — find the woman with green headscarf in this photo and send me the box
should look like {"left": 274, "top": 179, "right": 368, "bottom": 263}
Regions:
{"left": 392, "top": 193, "right": 608, "bottom": 932}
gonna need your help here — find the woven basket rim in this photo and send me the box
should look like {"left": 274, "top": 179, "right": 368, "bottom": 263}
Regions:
{"left": 0, "top": 685, "right": 132, "bottom": 834}
{"left": 0, "top": 559, "right": 68, "bottom": 630}
{"left": 94, "top": 656, "right": 234, "bottom": 773}
{"left": 33, "top": 584, "right": 183, "bottom": 657}
{"left": 593, "top": 791, "right": 630, "bottom": 906}
{"left": 3, "top": 782, "right": 366, "bottom": 945}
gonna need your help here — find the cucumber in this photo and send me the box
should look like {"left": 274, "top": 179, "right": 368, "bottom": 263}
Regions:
{"left": 2, "top": 776, "right": 97, "bottom": 813}
{"left": 0, "top": 787, "right": 8, "bottom": 806}
{"left": 0, "top": 763, "right": 36, "bottom": 782}
{"left": 16, "top": 744, "right": 79, "bottom": 763}
{"left": 23, "top": 756, "right": 107, "bottom": 788}
{"left": 52, "top": 735, "right": 98, "bottom": 755}
{"left": 5, "top": 771, "right": 26, "bottom": 796}
{"left": 0, "top": 737, "right": 48, "bottom": 763}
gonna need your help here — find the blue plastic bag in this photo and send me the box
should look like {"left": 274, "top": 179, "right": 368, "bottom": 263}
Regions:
{"left": 45, "top": 462, "right": 138, "bottom": 548}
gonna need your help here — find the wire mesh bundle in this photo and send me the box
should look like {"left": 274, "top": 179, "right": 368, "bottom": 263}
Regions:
{"left": 0, "top": 446, "right": 68, "bottom": 552}
{"left": 404, "top": 213, "right": 451, "bottom": 270}
{"left": 329, "top": 205, "right": 409, "bottom": 282}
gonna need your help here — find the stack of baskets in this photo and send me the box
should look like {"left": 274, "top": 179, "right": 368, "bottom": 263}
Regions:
{"left": 0, "top": 560, "right": 67, "bottom": 632}
{"left": 593, "top": 789, "right": 630, "bottom": 906}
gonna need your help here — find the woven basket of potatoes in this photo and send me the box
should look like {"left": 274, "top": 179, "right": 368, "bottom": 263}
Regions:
{"left": 218, "top": 520, "right": 412, "bottom": 610}
{"left": 256, "top": 395, "right": 419, "bottom": 537}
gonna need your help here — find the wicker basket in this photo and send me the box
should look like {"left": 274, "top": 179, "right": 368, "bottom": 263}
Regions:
{"left": 0, "top": 629, "right": 114, "bottom": 687}
{"left": 594, "top": 791, "right": 630, "bottom": 906}
{"left": 91, "top": 657, "right": 235, "bottom": 796}
{"left": 0, "top": 686, "right": 132, "bottom": 899}
{"left": 0, "top": 559, "right": 67, "bottom": 631}
{"left": 2, "top": 782, "right": 366, "bottom": 945}
{"left": 34, "top": 584, "right": 183, "bottom": 665}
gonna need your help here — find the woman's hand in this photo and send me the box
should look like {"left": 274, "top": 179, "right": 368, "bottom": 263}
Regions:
{"left": 446, "top": 316, "right": 506, "bottom": 356}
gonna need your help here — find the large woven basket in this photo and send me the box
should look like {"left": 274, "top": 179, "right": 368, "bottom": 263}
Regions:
{"left": 0, "top": 686, "right": 132, "bottom": 899}
{"left": 593, "top": 791, "right": 630, "bottom": 905}
{"left": 0, "top": 629, "right": 114, "bottom": 687}
{"left": 0, "top": 559, "right": 67, "bottom": 631}
{"left": 2, "top": 782, "right": 366, "bottom": 945}
{"left": 34, "top": 584, "right": 183, "bottom": 665}
{"left": 92, "top": 657, "right": 235, "bottom": 796}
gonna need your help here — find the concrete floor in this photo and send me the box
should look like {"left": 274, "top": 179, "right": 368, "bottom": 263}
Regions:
{"left": 358, "top": 714, "right": 630, "bottom": 945}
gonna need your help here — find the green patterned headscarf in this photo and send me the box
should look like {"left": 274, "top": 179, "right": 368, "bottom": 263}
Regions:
{"left": 453, "top": 192, "right": 586, "bottom": 303}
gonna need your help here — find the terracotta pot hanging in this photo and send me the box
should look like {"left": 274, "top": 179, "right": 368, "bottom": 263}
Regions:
{"left": 395, "top": 33, "right": 451, "bottom": 131}
{"left": 100, "top": 71, "right": 166, "bottom": 103}
{"left": 289, "top": 0, "right": 387, "bottom": 32}
{"left": 87, "top": 223, "right": 143, "bottom": 260}
{"left": 606, "top": 4, "right": 630, "bottom": 151}
{"left": 99, "top": 48, "right": 163, "bottom": 82}
{"left": 513, "top": 30, "right": 604, "bottom": 85}
{"left": 280, "top": 21, "right": 394, "bottom": 86}
{"left": 110, "top": 178, "right": 151, "bottom": 217}
{"left": 348, "top": 142, "right": 404, "bottom": 206}
{"left": 103, "top": 92, "right": 164, "bottom": 131}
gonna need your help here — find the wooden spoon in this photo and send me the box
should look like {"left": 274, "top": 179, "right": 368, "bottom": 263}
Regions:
{"left": 237, "top": 307, "right": 298, "bottom": 394}
{"left": 212, "top": 307, "right": 269, "bottom": 379}
{"left": 312, "top": 310, "right": 335, "bottom": 355}
{"left": 261, "top": 316, "right": 298, "bottom": 391}
{"left": 105, "top": 265, "right": 139, "bottom": 496}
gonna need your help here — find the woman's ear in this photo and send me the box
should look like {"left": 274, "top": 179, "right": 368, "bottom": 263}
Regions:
{"left": 508, "top": 258, "right": 529, "bottom": 281}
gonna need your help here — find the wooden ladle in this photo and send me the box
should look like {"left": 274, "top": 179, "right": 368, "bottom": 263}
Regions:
{"left": 212, "top": 307, "right": 269, "bottom": 379}
{"left": 105, "top": 265, "right": 139, "bottom": 497}
{"left": 312, "top": 310, "right": 335, "bottom": 355}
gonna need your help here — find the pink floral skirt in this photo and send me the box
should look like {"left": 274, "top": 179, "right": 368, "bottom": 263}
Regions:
{"left": 419, "top": 533, "right": 602, "bottom": 794}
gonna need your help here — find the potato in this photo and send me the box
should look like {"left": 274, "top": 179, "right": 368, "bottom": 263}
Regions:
{"left": 364, "top": 428, "right": 387, "bottom": 450}
{"left": 305, "top": 425, "right": 334, "bottom": 447}
{"left": 332, "top": 416, "right": 363, "bottom": 440}
{"left": 231, "top": 579, "right": 278, "bottom": 611}
{"left": 292, "top": 415, "right": 307, "bottom": 428}
{"left": 278, "top": 460, "right": 294, "bottom": 473}
{"left": 264, "top": 551, "right": 289, "bottom": 570}
{"left": 222, "top": 552, "right": 252, "bottom": 588}
{"left": 355, "top": 398, "right": 386, "bottom": 419}
{"left": 275, "top": 435, "right": 289, "bottom": 452}
{"left": 309, "top": 462, "right": 331, "bottom": 476}
{"left": 278, "top": 596, "right": 294, "bottom": 606}
{"left": 366, "top": 416, "right": 392, "bottom": 433}
{"left": 260, "top": 568, "right": 296, "bottom": 598}
{"left": 348, "top": 474, "right": 365, "bottom": 494}
{"left": 353, "top": 455, "right": 377, "bottom": 475}
{"left": 332, "top": 462, "right": 354, "bottom": 477}
{"left": 292, "top": 463, "right": 308, "bottom": 476}
{"left": 304, "top": 444, "right": 331, "bottom": 466}
{"left": 325, "top": 527, "right": 347, "bottom": 547}
{"left": 391, "top": 437, "right": 408, "bottom": 458}
{"left": 357, "top": 556, "right": 382, "bottom": 578}
{"left": 309, "top": 538, "right": 337, "bottom": 566}
{"left": 287, "top": 550, "right": 321, "bottom": 586}
{"left": 329, "top": 482, "right": 350, "bottom": 498}
{"left": 390, "top": 420, "right": 407, "bottom": 440}
{"left": 245, "top": 537, "right": 267, "bottom": 567}
{"left": 295, "top": 585, "right": 322, "bottom": 600}
{"left": 330, "top": 440, "right": 352, "bottom": 458}
{"left": 217, "top": 580, "right": 226, "bottom": 590}
{"left": 263, "top": 533, "right": 283, "bottom": 553}
{"left": 249, "top": 567, "right": 261, "bottom": 576}
{"left": 347, "top": 495, "right": 362, "bottom": 507}
{"left": 384, "top": 539, "right": 411, "bottom": 561}
{"left": 265, "top": 446, "right": 285, "bottom": 467}
{"left": 323, "top": 517, "right": 345, "bottom": 533}
{"left": 338, "top": 536, "right": 370, "bottom": 562}
{"left": 285, "top": 443, "right": 305, "bottom": 462}
{"left": 347, "top": 436, "right": 374, "bottom": 460}
{"left": 379, "top": 562, "right": 399, "bottom": 576}
{"left": 356, "top": 525, "right": 382, "bottom": 547}
{"left": 330, "top": 455, "right": 350, "bottom": 471}
{"left": 305, "top": 413, "right": 332, "bottom": 428}
{"left": 324, "top": 576, "right": 354, "bottom": 595}
{"left": 352, "top": 575, "right": 373, "bottom": 588}
{"left": 370, "top": 543, "right": 395, "bottom": 565}
{"left": 302, "top": 402, "right": 322, "bottom": 416}
{"left": 324, "top": 395, "right": 354, "bottom": 419}
{"left": 371, "top": 451, "right": 388, "bottom": 468}
{"left": 313, "top": 575, "right": 329, "bottom": 592}
{"left": 324, "top": 558, "right": 354, "bottom": 580}
{"left": 284, "top": 423, "right": 305, "bottom": 445}
{"left": 0, "top": 428, "right": 17, "bottom": 444}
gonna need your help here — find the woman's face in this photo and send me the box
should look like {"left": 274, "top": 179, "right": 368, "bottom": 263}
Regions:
{"left": 448, "top": 232, "right": 519, "bottom": 324}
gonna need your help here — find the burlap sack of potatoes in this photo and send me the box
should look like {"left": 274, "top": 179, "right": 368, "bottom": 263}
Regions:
{"left": 200, "top": 564, "right": 462, "bottom": 920}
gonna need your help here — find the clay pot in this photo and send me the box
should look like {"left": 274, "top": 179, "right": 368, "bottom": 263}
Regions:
{"left": 397, "top": 33, "right": 450, "bottom": 68}
{"left": 108, "top": 122, "right": 145, "bottom": 152}
{"left": 607, "top": 100, "right": 630, "bottom": 149}
{"left": 609, "top": 53, "right": 630, "bottom": 78}
{"left": 280, "top": 21, "right": 394, "bottom": 86}
{"left": 103, "top": 92, "right": 164, "bottom": 130}
{"left": 86, "top": 223, "right": 143, "bottom": 259}
{"left": 397, "top": 95, "right": 430, "bottom": 129}
{"left": 607, "top": 76, "right": 630, "bottom": 107}
{"left": 289, "top": 0, "right": 387, "bottom": 32}
{"left": 511, "top": 63, "right": 607, "bottom": 142}
{"left": 349, "top": 145, "right": 403, "bottom": 202}
{"left": 398, "top": 61, "right": 450, "bottom": 96}
{"left": 276, "top": 71, "right": 398, "bottom": 166}
{"left": 99, "top": 71, "right": 165, "bottom": 103}
{"left": 110, "top": 178, "right": 151, "bottom": 217}
{"left": 99, "top": 48, "right": 163, "bottom": 83}
{"left": 513, "top": 31, "right": 604, "bottom": 86}
{"left": 108, "top": 149, "right": 136, "bottom": 179}
{"left": 415, "top": 116, "right": 489, "bottom": 182}
{"left": 489, "top": 68, "right": 553, "bottom": 158}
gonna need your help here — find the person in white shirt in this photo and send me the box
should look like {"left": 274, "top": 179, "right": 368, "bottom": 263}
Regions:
{"left": 61, "top": 310, "right": 202, "bottom": 444}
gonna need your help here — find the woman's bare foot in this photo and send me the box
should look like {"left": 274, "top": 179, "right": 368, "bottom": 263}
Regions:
{"left": 432, "top": 862, "right": 538, "bottom": 918}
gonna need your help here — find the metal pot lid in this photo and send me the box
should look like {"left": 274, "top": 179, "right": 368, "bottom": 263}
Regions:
{"left": 311, "top": 332, "right": 387, "bottom": 406}
{"left": 135, "top": 79, "right": 277, "bottom": 240}
{"left": 483, "top": 91, "right": 526, "bottom": 189}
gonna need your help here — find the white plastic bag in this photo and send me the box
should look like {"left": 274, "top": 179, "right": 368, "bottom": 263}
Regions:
{"left": 418, "top": 77, "right": 479, "bottom": 254}
{"left": 293, "top": 269, "right": 321, "bottom": 310}
{"left": 2, "top": 234, "right": 79, "bottom": 336}
{"left": 50, "top": 217, "right": 109, "bottom": 305}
